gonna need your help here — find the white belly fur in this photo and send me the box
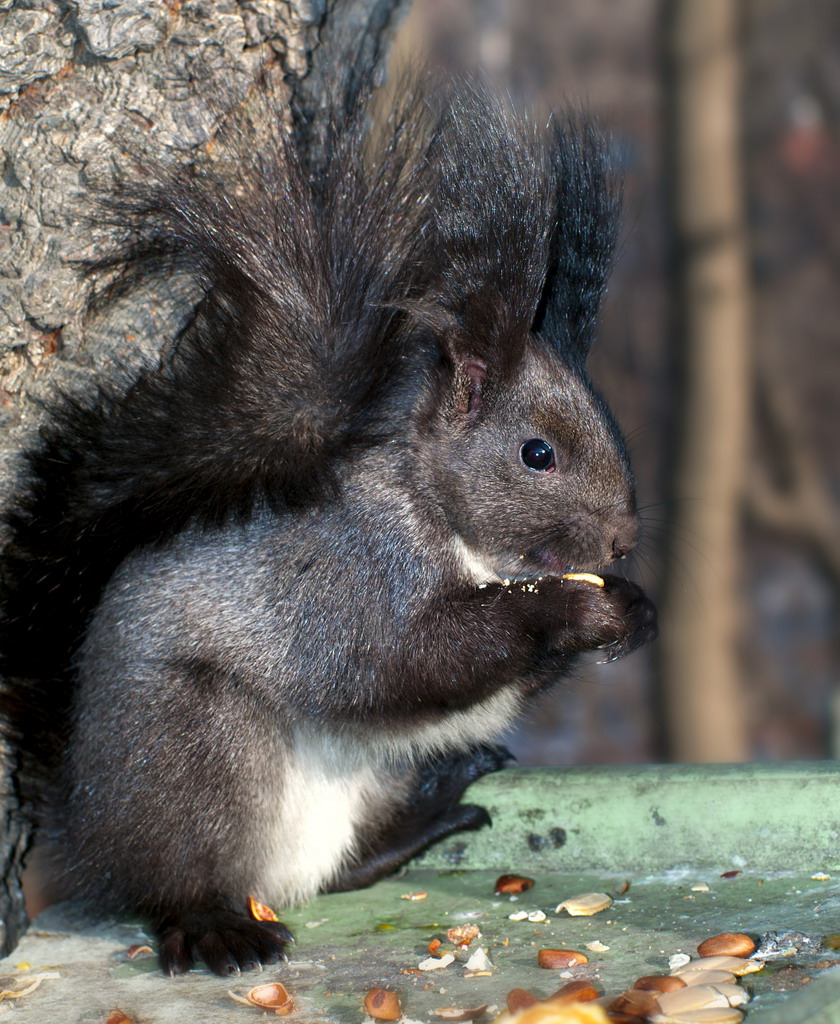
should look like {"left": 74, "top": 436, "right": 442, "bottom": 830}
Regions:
{"left": 259, "top": 688, "right": 522, "bottom": 906}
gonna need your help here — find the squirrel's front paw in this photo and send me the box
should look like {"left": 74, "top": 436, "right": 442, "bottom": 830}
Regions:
{"left": 560, "top": 574, "right": 657, "bottom": 662}
{"left": 156, "top": 904, "right": 293, "bottom": 976}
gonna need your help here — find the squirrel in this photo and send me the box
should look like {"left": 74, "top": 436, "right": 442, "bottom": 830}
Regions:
{"left": 0, "top": 77, "right": 657, "bottom": 976}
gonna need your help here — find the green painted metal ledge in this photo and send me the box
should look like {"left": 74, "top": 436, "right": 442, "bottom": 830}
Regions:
{"left": 1, "top": 763, "right": 839, "bottom": 1023}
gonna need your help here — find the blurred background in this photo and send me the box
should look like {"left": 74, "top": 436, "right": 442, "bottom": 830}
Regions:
{"left": 395, "top": 0, "right": 840, "bottom": 766}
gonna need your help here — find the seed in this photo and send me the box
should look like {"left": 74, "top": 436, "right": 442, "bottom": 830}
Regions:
{"left": 652, "top": 1009, "right": 744, "bottom": 1023}
{"left": 704, "top": 983, "right": 749, "bottom": 1007}
{"left": 678, "top": 971, "right": 736, "bottom": 987}
{"left": 656, "top": 985, "right": 732, "bottom": 1013}
{"left": 696, "top": 934, "right": 756, "bottom": 958}
{"left": 609, "top": 989, "right": 658, "bottom": 1016}
{"left": 538, "top": 948, "right": 589, "bottom": 969}
{"left": 675, "top": 956, "right": 762, "bottom": 976}
{"left": 364, "top": 988, "right": 402, "bottom": 1021}
{"left": 495, "top": 874, "right": 535, "bottom": 895}
{"left": 551, "top": 980, "right": 600, "bottom": 1002}
{"left": 507, "top": 989, "right": 539, "bottom": 1012}
{"left": 634, "top": 975, "right": 687, "bottom": 993}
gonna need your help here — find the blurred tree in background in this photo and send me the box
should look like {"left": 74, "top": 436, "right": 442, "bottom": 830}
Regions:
{"left": 401, "top": 0, "right": 840, "bottom": 765}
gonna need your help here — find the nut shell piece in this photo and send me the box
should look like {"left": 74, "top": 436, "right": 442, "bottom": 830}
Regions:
{"left": 556, "top": 893, "right": 613, "bottom": 917}
{"left": 364, "top": 988, "right": 402, "bottom": 1021}
{"left": 244, "top": 983, "right": 295, "bottom": 1015}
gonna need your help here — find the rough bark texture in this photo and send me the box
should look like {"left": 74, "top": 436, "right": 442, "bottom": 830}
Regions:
{"left": 659, "top": 0, "right": 751, "bottom": 761}
{"left": 0, "top": 0, "right": 409, "bottom": 958}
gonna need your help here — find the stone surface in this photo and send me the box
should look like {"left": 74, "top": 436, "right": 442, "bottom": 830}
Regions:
{"left": 0, "top": 765, "right": 840, "bottom": 1021}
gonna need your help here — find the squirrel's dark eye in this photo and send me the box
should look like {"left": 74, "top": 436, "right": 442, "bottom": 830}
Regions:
{"left": 520, "top": 438, "right": 556, "bottom": 472}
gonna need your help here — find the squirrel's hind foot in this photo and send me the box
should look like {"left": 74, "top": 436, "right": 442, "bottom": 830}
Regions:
{"left": 156, "top": 904, "right": 292, "bottom": 976}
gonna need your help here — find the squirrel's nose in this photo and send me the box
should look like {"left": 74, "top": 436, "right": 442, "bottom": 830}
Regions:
{"left": 609, "top": 514, "right": 640, "bottom": 561}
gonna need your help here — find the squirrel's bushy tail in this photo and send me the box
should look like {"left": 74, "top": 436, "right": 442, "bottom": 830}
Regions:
{"left": 0, "top": 74, "right": 620, "bottom": 793}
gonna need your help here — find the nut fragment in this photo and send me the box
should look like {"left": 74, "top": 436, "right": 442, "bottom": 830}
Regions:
{"left": 419, "top": 953, "right": 455, "bottom": 971}
{"left": 556, "top": 893, "right": 613, "bottom": 917}
{"left": 125, "top": 944, "right": 155, "bottom": 959}
{"left": 248, "top": 897, "right": 279, "bottom": 922}
{"left": 696, "top": 934, "right": 755, "bottom": 958}
{"left": 364, "top": 987, "right": 402, "bottom": 1021}
{"left": 634, "top": 975, "right": 687, "bottom": 993}
{"left": 562, "top": 573, "right": 606, "bottom": 587}
{"left": 447, "top": 924, "right": 480, "bottom": 946}
{"left": 495, "top": 874, "right": 535, "bottom": 895}
{"left": 464, "top": 947, "right": 493, "bottom": 972}
{"left": 537, "top": 948, "right": 589, "bottom": 969}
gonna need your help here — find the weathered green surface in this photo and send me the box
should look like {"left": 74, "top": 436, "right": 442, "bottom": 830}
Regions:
{"left": 413, "top": 763, "right": 840, "bottom": 873}
{"left": 1, "top": 764, "right": 840, "bottom": 1022}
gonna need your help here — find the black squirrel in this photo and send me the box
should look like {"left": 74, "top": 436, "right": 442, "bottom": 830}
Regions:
{"left": 0, "top": 78, "right": 657, "bottom": 975}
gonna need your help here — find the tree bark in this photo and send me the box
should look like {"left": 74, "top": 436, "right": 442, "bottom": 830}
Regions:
{"left": 659, "top": 0, "right": 752, "bottom": 762}
{"left": 0, "top": 0, "right": 409, "bottom": 958}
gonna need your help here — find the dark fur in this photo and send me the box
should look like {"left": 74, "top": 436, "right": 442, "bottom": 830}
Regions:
{"left": 1, "top": 77, "right": 656, "bottom": 975}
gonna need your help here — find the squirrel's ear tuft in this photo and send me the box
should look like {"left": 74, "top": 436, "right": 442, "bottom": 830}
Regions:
{"left": 534, "top": 119, "right": 621, "bottom": 363}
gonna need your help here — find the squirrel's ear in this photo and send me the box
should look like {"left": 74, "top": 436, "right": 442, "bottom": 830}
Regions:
{"left": 452, "top": 355, "right": 487, "bottom": 422}
{"left": 403, "top": 301, "right": 494, "bottom": 422}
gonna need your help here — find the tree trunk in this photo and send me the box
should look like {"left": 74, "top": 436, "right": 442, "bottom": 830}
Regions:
{"left": 0, "top": 0, "right": 409, "bottom": 958}
{"left": 659, "top": 0, "right": 752, "bottom": 762}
